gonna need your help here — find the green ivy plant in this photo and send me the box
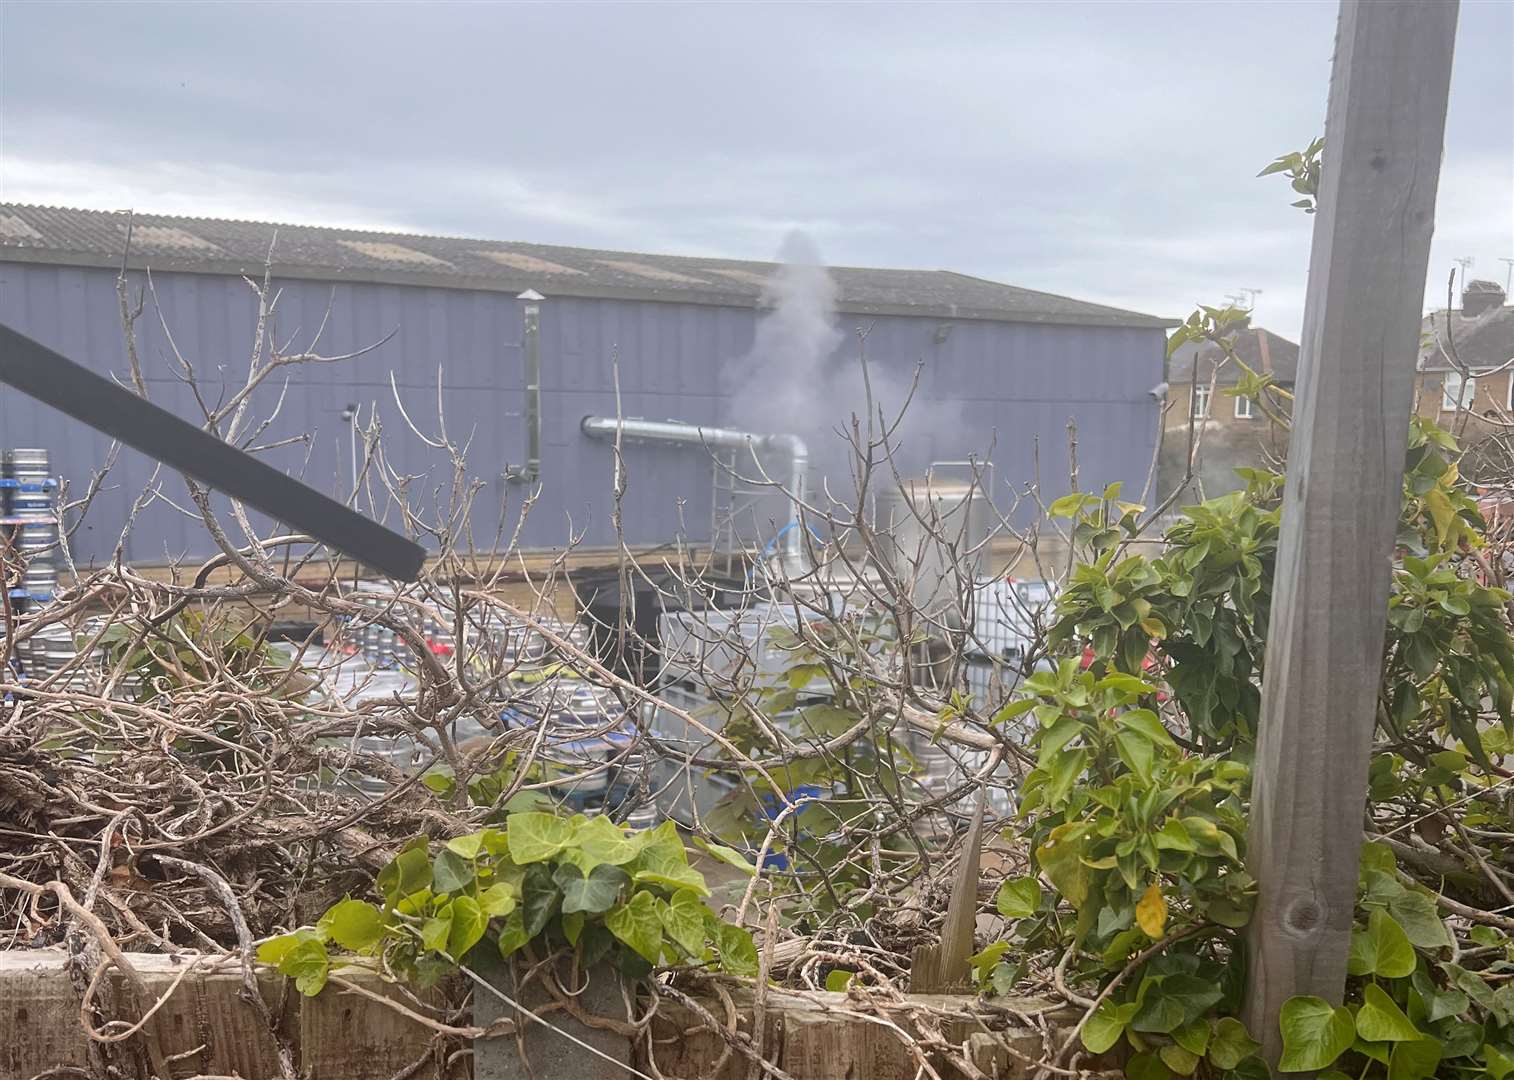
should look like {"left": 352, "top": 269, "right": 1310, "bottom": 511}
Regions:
{"left": 257, "top": 810, "right": 759, "bottom": 995}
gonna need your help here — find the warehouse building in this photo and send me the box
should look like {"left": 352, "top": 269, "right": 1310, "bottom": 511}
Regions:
{"left": 0, "top": 205, "right": 1172, "bottom": 568}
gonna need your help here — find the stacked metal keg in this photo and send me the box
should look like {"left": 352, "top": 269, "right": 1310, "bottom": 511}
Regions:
{"left": 0, "top": 449, "right": 80, "bottom": 683}
{"left": 343, "top": 583, "right": 456, "bottom": 669}
{"left": 6, "top": 449, "right": 59, "bottom": 601}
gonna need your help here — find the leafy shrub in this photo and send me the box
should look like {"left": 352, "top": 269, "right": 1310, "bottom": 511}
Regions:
{"left": 258, "top": 810, "right": 758, "bottom": 995}
{"left": 977, "top": 410, "right": 1514, "bottom": 1076}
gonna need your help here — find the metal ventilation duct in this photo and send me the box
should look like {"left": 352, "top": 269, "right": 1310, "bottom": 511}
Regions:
{"left": 579, "top": 416, "right": 809, "bottom": 575}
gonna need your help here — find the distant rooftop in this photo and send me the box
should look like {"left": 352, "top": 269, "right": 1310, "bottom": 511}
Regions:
{"left": 1420, "top": 281, "right": 1514, "bottom": 372}
{"left": 1168, "top": 319, "right": 1300, "bottom": 386}
{"left": 0, "top": 204, "right": 1174, "bottom": 329}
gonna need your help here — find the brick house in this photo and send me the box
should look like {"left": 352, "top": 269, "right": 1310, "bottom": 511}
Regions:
{"left": 1157, "top": 317, "right": 1299, "bottom": 504}
{"left": 1416, "top": 280, "right": 1514, "bottom": 435}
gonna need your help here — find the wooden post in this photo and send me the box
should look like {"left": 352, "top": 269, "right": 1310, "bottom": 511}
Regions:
{"left": 1242, "top": 0, "right": 1458, "bottom": 1061}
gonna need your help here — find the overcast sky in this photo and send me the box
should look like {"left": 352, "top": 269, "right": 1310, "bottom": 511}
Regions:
{"left": 2, "top": 1, "right": 1509, "bottom": 339}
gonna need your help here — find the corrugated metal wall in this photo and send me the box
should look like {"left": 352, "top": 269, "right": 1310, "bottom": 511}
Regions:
{"left": 0, "top": 262, "right": 1162, "bottom": 566}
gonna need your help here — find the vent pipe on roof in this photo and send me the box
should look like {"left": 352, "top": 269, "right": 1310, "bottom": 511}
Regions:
{"left": 579, "top": 415, "right": 810, "bottom": 576}
{"left": 505, "top": 290, "right": 545, "bottom": 484}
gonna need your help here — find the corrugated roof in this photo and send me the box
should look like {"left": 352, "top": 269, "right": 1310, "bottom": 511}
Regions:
{"left": 0, "top": 204, "right": 1174, "bottom": 329}
{"left": 1168, "top": 322, "right": 1300, "bottom": 386}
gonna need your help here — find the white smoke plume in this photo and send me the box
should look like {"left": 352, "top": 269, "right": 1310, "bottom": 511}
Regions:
{"left": 723, "top": 231, "right": 962, "bottom": 510}
{"left": 723, "top": 231, "right": 845, "bottom": 444}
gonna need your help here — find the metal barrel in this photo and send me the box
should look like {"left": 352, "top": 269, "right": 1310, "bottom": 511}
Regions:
{"left": 4, "top": 451, "right": 58, "bottom": 599}
{"left": 9, "top": 490, "right": 51, "bottom": 517}
{"left": 4, "top": 449, "right": 51, "bottom": 482}
{"left": 22, "top": 566, "right": 57, "bottom": 594}
{"left": 33, "top": 623, "right": 77, "bottom": 676}
{"left": 16, "top": 521, "right": 56, "bottom": 548}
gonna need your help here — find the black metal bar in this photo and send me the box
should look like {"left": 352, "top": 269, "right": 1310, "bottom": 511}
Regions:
{"left": 0, "top": 324, "right": 426, "bottom": 582}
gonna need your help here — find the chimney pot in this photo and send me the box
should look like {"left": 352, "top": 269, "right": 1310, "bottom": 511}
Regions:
{"left": 1462, "top": 279, "right": 1506, "bottom": 317}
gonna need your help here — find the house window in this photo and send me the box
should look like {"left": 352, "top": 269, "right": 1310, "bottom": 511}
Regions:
{"left": 1234, "top": 395, "right": 1254, "bottom": 419}
{"left": 1191, "top": 385, "right": 1211, "bottom": 418}
{"left": 1442, "top": 372, "right": 1476, "bottom": 411}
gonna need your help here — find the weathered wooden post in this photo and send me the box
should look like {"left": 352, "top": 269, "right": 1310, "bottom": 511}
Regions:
{"left": 1242, "top": 0, "right": 1458, "bottom": 1061}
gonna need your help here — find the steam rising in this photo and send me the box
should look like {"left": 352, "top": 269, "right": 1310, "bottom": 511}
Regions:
{"left": 726, "top": 232, "right": 845, "bottom": 445}
{"left": 723, "top": 231, "right": 960, "bottom": 503}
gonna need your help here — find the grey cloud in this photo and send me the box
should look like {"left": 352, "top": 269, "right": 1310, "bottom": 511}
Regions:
{"left": 2, "top": 0, "right": 1509, "bottom": 340}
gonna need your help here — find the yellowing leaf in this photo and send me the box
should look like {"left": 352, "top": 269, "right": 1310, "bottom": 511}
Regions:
{"left": 1136, "top": 883, "right": 1168, "bottom": 938}
{"left": 1425, "top": 487, "right": 1456, "bottom": 546}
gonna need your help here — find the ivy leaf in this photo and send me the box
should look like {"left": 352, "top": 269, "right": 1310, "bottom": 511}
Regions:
{"left": 692, "top": 837, "right": 756, "bottom": 877}
{"left": 554, "top": 862, "right": 629, "bottom": 916}
{"left": 632, "top": 845, "right": 711, "bottom": 897}
{"left": 717, "top": 923, "right": 759, "bottom": 977}
{"left": 1387, "top": 1038, "right": 1441, "bottom": 1080}
{"left": 1470, "top": 925, "right": 1503, "bottom": 947}
{"left": 1485, "top": 1043, "right": 1514, "bottom": 1080}
{"left": 1410, "top": 969, "right": 1466, "bottom": 1023}
{"left": 1446, "top": 964, "right": 1503, "bottom": 1019}
{"left": 970, "top": 941, "right": 1008, "bottom": 981}
{"left": 1347, "top": 909, "right": 1416, "bottom": 979}
{"left": 479, "top": 882, "right": 518, "bottom": 918}
{"left": 1278, "top": 996, "right": 1355, "bottom": 1072}
{"left": 1355, "top": 983, "right": 1421, "bottom": 1043}
{"left": 1159, "top": 1043, "right": 1200, "bottom": 1076}
{"left": 420, "top": 910, "right": 453, "bottom": 953}
{"left": 445, "top": 832, "right": 486, "bottom": 860}
{"left": 1125, "top": 1052, "right": 1173, "bottom": 1080}
{"left": 1082, "top": 1000, "right": 1138, "bottom": 1054}
{"left": 507, "top": 812, "right": 578, "bottom": 864}
{"left": 575, "top": 815, "right": 641, "bottom": 869}
{"left": 447, "top": 896, "right": 488, "bottom": 959}
{"left": 317, "top": 899, "right": 384, "bottom": 953}
{"left": 658, "top": 889, "right": 708, "bottom": 957}
{"left": 496, "top": 909, "right": 530, "bottom": 958}
{"left": 996, "top": 877, "right": 1042, "bottom": 919}
{"left": 562, "top": 910, "right": 585, "bottom": 946}
{"left": 579, "top": 923, "right": 615, "bottom": 968}
{"left": 606, "top": 890, "right": 664, "bottom": 964}
{"left": 376, "top": 841, "right": 432, "bottom": 905}
{"left": 989, "top": 962, "right": 1020, "bottom": 997}
{"left": 521, "top": 862, "right": 561, "bottom": 938}
{"left": 1437, "top": 1020, "right": 1482, "bottom": 1058}
{"left": 1385, "top": 890, "right": 1450, "bottom": 950}
{"left": 1136, "top": 883, "right": 1168, "bottom": 938}
{"left": 1208, "top": 1017, "right": 1261, "bottom": 1070}
{"left": 279, "top": 937, "right": 330, "bottom": 996}
{"left": 1171, "top": 1018, "right": 1209, "bottom": 1057}
{"left": 432, "top": 848, "right": 476, "bottom": 894}
{"left": 825, "top": 969, "right": 854, "bottom": 992}
{"left": 1131, "top": 975, "right": 1221, "bottom": 1034}
{"left": 259, "top": 926, "right": 328, "bottom": 967}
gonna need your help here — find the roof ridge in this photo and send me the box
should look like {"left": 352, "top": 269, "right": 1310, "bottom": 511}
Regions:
{"left": 0, "top": 203, "right": 1176, "bottom": 328}
{"left": 937, "top": 268, "right": 1178, "bottom": 320}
